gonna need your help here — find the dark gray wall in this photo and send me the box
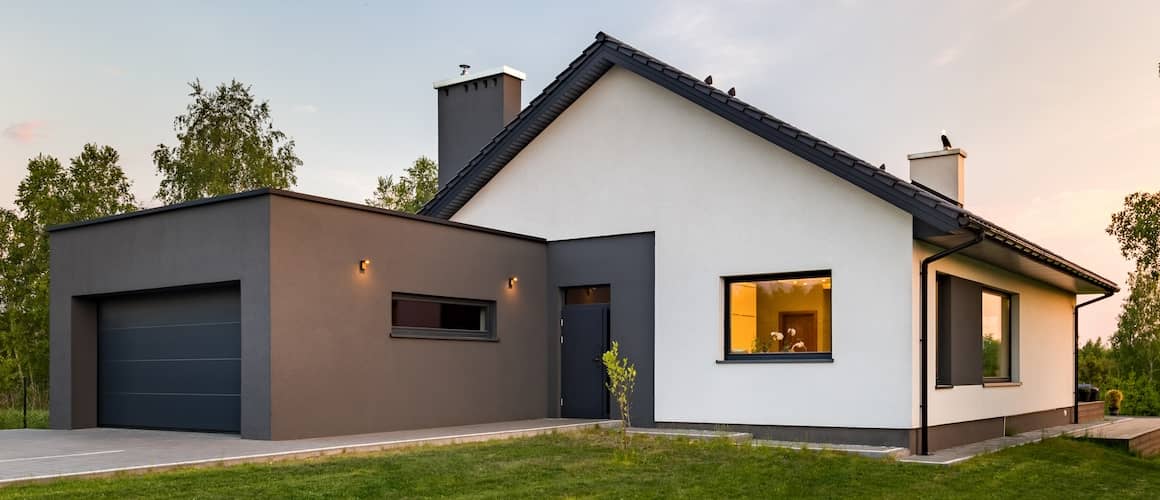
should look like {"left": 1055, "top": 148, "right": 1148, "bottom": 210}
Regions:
{"left": 437, "top": 73, "right": 522, "bottom": 188}
{"left": 267, "top": 195, "right": 549, "bottom": 439}
{"left": 49, "top": 196, "right": 272, "bottom": 438}
{"left": 547, "top": 233, "right": 655, "bottom": 426}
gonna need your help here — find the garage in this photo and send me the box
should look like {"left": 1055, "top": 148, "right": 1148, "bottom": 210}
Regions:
{"left": 97, "top": 284, "right": 241, "bottom": 433}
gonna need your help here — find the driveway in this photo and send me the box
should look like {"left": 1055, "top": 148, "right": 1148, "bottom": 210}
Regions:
{"left": 0, "top": 418, "right": 617, "bottom": 486}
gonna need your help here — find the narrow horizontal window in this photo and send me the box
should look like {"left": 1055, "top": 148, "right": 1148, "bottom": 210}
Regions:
{"left": 390, "top": 293, "right": 495, "bottom": 341}
{"left": 724, "top": 271, "right": 833, "bottom": 360}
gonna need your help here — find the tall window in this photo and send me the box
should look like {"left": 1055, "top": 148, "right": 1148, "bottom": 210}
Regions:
{"left": 981, "top": 290, "right": 1011, "bottom": 381}
{"left": 724, "top": 271, "right": 833, "bottom": 360}
{"left": 936, "top": 274, "right": 1016, "bottom": 386}
{"left": 390, "top": 293, "right": 495, "bottom": 341}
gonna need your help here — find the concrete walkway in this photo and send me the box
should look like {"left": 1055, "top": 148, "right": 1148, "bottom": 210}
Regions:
{"left": 899, "top": 419, "right": 1115, "bottom": 465}
{"left": 0, "top": 418, "right": 619, "bottom": 487}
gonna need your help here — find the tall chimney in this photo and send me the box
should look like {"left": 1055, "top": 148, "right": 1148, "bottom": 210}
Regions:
{"left": 433, "top": 66, "right": 525, "bottom": 188}
{"left": 908, "top": 148, "right": 967, "bottom": 205}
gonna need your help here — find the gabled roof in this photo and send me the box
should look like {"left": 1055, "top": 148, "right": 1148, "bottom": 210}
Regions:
{"left": 420, "top": 32, "right": 1117, "bottom": 294}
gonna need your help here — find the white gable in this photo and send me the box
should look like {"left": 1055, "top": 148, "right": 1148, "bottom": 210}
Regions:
{"left": 453, "top": 66, "right": 916, "bottom": 429}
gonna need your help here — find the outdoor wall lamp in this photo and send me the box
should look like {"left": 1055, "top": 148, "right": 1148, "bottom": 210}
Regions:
{"left": 508, "top": 276, "right": 518, "bottom": 288}
{"left": 359, "top": 259, "right": 371, "bottom": 273}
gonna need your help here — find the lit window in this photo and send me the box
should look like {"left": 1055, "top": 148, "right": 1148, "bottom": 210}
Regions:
{"left": 390, "top": 294, "right": 495, "bottom": 341}
{"left": 725, "top": 272, "right": 833, "bottom": 360}
{"left": 982, "top": 290, "right": 1011, "bottom": 381}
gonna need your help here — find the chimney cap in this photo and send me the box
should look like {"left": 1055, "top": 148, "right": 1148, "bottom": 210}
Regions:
{"left": 433, "top": 65, "right": 526, "bottom": 89}
{"left": 907, "top": 148, "right": 967, "bottom": 160}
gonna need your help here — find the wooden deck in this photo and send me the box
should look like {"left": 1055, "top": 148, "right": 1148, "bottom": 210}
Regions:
{"left": 1079, "top": 417, "right": 1160, "bottom": 457}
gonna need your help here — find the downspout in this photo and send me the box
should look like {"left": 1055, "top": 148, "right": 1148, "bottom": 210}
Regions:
{"left": 1074, "top": 292, "right": 1114, "bottom": 423}
{"left": 919, "top": 232, "right": 984, "bottom": 455}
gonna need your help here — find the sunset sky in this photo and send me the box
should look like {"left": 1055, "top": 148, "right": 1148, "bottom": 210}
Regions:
{"left": 2, "top": 1, "right": 1157, "bottom": 340}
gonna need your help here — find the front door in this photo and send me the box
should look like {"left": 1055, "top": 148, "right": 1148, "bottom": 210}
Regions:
{"left": 561, "top": 299, "right": 610, "bottom": 419}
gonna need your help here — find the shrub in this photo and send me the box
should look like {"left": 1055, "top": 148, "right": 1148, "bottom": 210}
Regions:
{"left": 602, "top": 341, "right": 636, "bottom": 450}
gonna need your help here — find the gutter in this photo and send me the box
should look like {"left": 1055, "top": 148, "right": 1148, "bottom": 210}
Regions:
{"left": 1074, "top": 292, "right": 1114, "bottom": 423}
{"left": 919, "top": 232, "right": 984, "bottom": 455}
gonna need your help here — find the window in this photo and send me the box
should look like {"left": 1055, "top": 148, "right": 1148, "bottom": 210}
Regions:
{"left": 936, "top": 274, "right": 1015, "bottom": 386}
{"left": 724, "top": 271, "right": 833, "bottom": 360}
{"left": 390, "top": 293, "right": 495, "bottom": 341}
{"left": 982, "top": 290, "right": 1011, "bottom": 381}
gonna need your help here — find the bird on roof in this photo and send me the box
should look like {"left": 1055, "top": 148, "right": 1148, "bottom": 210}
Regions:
{"left": 940, "top": 130, "right": 952, "bottom": 150}
{"left": 704, "top": 75, "right": 713, "bottom": 85}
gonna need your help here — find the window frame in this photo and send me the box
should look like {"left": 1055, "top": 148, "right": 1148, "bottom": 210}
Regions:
{"left": 389, "top": 292, "right": 497, "bottom": 342}
{"left": 980, "top": 287, "right": 1013, "bottom": 383}
{"left": 722, "top": 270, "right": 834, "bottom": 363}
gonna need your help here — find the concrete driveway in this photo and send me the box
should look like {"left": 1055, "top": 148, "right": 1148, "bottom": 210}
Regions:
{"left": 0, "top": 418, "right": 617, "bottom": 486}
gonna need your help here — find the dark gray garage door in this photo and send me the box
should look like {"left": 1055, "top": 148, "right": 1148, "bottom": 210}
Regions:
{"left": 98, "top": 285, "right": 241, "bottom": 433}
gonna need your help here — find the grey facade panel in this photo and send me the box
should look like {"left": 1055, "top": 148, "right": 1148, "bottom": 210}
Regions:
{"left": 547, "top": 232, "right": 655, "bottom": 426}
{"left": 266, "top": 195, "right": 549, "bottom": 439}
{"left": 49, "top": 196, "right": 271, "bottom": 438}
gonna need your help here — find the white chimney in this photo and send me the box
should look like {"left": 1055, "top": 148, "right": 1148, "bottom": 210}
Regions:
{"left": 908, "top": 148, "right": 966, "bottom": 205}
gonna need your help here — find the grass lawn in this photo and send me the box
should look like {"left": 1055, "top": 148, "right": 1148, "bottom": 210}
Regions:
{"left": 0, "top": 407, "right": 47, "bottom": 430}
{"left": 2, "top": 430, "right": 1158, "bottom": 499}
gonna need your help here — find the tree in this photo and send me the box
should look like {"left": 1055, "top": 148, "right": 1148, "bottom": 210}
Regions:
{"left": 1108, "top": 192, "right": 1160, "bottom": 277}
{"left": 1105, "top": 191, "right": 1160, "bottom": 416}
{"left": 153, "top": 79, "right": 300, "bottom": 204}
{"left": 1111, "top": 271, "right": 1160, "bottom": 382}
{"left": 366, "top": 156, "right": 438, "bottom": 213}
{"left": 0, "top": 145, "right": 137, "bottom": 407}
{"left": 1079, "top": 338, "right": 1114, "bottom": 389}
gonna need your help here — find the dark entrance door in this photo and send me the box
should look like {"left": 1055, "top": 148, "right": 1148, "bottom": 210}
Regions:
{"left": 561, "top": 296, "right": 610, "bottom": 419}
{"left": 97, "top": 284, "right": 241, "bottom": 433}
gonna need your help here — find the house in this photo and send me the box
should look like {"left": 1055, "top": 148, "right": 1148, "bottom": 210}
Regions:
{"left": 48, "top": 33, "right": 1117, "bottom": 454}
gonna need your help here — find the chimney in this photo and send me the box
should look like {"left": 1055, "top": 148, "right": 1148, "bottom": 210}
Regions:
{"left": 908, "top": 148, "right": 967, "bottom": 205}
{"left": 433, "top": 65, "right": 525, "bottom": 188}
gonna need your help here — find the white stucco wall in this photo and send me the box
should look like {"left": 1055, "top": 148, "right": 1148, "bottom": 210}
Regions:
{"left": 452, "top": 66, "right": 916, "bottom": 429}
{"left": 913, "top": 242, "right": 1077, "bottom": 427}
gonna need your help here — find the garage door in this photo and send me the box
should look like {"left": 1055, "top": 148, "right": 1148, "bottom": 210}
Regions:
{"left": 98, "top": 285, "right": 241, "bottom": 433}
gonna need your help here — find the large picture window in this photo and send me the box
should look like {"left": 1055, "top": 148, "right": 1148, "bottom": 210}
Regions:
{"left": 724, "top": 271, "right": 833, "bottom": 360}
{"left": 390, "top": 293, "right": 495, "bottom": 341}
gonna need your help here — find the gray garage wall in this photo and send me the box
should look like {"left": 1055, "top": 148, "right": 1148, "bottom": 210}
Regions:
{"left": 548, "top": 233, "right": 655, "bottom": 426}
{"left": 267, "top": 195, "right": 550, "bottom": 439}
{"left": 49, "top": 195, "right": 272, "bottom": 438}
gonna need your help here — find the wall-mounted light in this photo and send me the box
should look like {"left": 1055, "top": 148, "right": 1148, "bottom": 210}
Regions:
{"left": 359, "top": 259, "right": 371, "bottom": 273}
{"left": 508, "top": 276, "right": 519, "bottom": 289}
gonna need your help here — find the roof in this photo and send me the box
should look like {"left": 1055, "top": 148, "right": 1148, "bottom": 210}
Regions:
{"left": 47, "top": 189, "right": 546, "bottom": 243}
{"left": 420, "top": 32, "right": 1117, "bottom": 295}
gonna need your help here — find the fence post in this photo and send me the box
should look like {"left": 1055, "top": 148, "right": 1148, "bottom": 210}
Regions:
{"left": 22, "top": 372, "right": 28, "bottom": 429}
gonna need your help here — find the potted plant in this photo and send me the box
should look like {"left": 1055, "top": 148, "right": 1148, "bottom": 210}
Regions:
{"left": 1106, "top": 389, "right": 1124, "bottom": 416}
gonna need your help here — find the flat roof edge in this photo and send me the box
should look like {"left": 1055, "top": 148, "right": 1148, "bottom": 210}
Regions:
{"left": 47, "top": 189, "right": 546, "bottom": 243}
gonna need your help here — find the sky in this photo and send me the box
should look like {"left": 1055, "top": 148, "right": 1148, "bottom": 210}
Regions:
{"left": 2, "top": 1, "right": 1157, "bottom": 342}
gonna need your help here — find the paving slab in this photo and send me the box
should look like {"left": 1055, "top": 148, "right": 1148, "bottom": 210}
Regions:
{"left": 0, "top": 418, "right": 620, "bottom": 487}
{"left": 627, "top": 427, "right": 751, "bottom": 443}
{"left": 899, "top": 419, "right": 1115, "bottom": 465}
{"left": 752, "top": 440, "right": 910, "bottom": 459}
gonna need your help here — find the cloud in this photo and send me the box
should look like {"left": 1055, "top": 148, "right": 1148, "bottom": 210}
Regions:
{"left": 3, "top": 121, "right": 45, "bottom": 143}
{"left": 292, "top": 104, "right": 318, "bottom": 114}
{"left": 997, "top": 0, "right": 1032, "bottom": 20}
{"left": 931, "top": 47, "right": 960, "bottom": 67}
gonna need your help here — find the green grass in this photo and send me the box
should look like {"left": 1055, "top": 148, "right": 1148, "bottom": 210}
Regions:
{"left": 0, "top": 407, "right": 47, "bottom": 430}
{"left": 2, "top": 431, "right": 1159, "bottom": 499}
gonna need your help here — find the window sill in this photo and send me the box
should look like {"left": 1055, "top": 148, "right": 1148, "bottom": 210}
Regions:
{"left": 390, "top": 329, "right": 498, "bottom": 342}
{"left": 983, "top": 381, "right": 1021, "bottom": 388}
{"left": 935, "top": 384, "right": 954, "bottom": 390}
{"left": 717, "top": 356, "right": 833, "bottom": 364}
